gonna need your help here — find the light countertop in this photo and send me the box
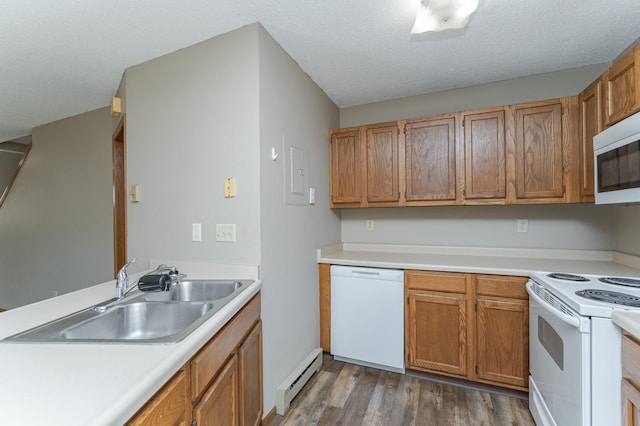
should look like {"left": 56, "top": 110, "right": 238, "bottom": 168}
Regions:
{"left": 613, "top": 311, "right": 640, "bottom": 341}
{"left": 0, "top": 260, "right": 261, "bottom": 426}
{"left": 318, "top": 243, "right": 640, "bottom": 277}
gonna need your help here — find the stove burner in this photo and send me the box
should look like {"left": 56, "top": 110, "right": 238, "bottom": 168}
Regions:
{"left": 598, "top": 277, "right": 640, "bottom": 288}
{"left": 547, "top": 273, "right": 589, "bottom": 282}
{"left": 576, "top": 289, "right": 640, "bottom": 307}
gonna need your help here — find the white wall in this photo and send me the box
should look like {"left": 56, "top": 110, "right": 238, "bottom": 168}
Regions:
{"left": 0, "top": 108, "right": 113, "bottom": 308}
{"left": 342, "top": 205, "right": 615, "bottom": 250}
{"left": 124, "top": 25, "right": 261, "bottom": 272}
{"left": 614, "top": 205, "right": 640, "bottom": 256}
{"left": 257, "top": 26, "right": 341, "bottom": 412}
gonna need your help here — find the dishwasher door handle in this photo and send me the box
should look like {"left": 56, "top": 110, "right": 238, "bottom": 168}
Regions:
{"left": 351, "top": 270, "right": 380, "bottom": 277}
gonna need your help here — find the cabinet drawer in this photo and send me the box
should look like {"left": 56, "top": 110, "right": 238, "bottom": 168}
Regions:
{"left": 127, "top": 368, "right": 188, "bottom": 426}
{"left": 191, "top": 294, "right": 261, "bottom": 401}
{"left": 476, "top": 275, "right": 528, "bottom": 299}
{"left": 405, "top": 270, "right": 466, "bottom": 293}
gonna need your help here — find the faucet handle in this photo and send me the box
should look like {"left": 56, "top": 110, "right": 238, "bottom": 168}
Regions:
{"left": 118, "top": 258, "right": 137, "bottom": 280}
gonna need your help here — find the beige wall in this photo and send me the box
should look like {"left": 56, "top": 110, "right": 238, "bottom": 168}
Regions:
{"left": 257, "top": 26, "right": 340, "bottom": 412}
{"left": 0, "top": 108, "right": 113, "bottom": 308}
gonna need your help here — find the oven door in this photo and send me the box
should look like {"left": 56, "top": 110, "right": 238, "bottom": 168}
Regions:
{"left": 527, "top": 281, "right": 591, "bottom": 426}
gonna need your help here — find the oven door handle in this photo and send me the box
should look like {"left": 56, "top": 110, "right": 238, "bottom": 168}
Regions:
{"left": 526, "top": 283, "right": 581, "bottom": 329}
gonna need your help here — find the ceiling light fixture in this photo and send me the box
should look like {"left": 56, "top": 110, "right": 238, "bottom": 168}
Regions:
{"left": 411, "top": 0, "right": 479, "bottom": 34}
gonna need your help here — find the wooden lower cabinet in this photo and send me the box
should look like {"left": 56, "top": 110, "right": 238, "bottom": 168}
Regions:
{"left": 128, "top": 368, "right": 190, "bottom": 426}
{"left": 407, "top": 289, "right": 466, "bottom": 376}
{"left": 238, "top": 322, "right": 263, "bottom": 426}
{"left": 405, "top": 270, "right": 528, "bottom": 391}
{"left": 623, "top": 378, "right": 640, "bottom": 426}
{"left": 622, "top": 333, "right": 640, "bottom": 425}
{"left": 127, "top": 293, "right": 262, "bottom": 426}
{"left": 476, "top": 296, "right": 528, "bottom": 388}
{"left": 194, "top": 354, "right": 239, "bottom": 426}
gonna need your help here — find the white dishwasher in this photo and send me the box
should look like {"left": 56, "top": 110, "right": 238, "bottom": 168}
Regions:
{"left": 330, "top": 265, "right": 404, "bottom": 373}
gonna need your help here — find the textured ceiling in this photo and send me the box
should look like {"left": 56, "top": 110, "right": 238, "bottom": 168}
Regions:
{"left": 2, "top": 0, "right": 640, "bottom": 142}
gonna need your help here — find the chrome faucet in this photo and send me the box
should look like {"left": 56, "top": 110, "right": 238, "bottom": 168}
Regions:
{"left": 115, "top": 258, "right": 137, "bottom": 299}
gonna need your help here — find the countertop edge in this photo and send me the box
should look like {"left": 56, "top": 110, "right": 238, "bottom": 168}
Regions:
{"left": 612, "top": 311, "right": 640, "bottom": 341}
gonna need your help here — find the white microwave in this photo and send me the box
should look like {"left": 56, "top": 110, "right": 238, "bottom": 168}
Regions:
{"left": 594, "top": 111, "right": 640, "bottom": 204}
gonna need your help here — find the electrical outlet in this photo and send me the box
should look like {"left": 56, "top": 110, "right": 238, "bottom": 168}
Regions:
{"left": 517, "top": 219, "right": 528, "bottom": 233}
{"left": 366, "top": 220, "right": 374, "bottom": 231}
{"left": 216, "top": 224, "right": 236, "bottom": 242}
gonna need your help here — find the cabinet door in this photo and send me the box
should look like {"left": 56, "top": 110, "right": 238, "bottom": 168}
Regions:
{"left": 406, "top": 289, "right": 466, "bottom": 376}
{"left": 623, "top": 379, "right": 640, "bottom": 426}
{"left": 578, "top": 79, "right": 603, "bottom": 202}
{"left": 239, "top": 321, "right": 263, "bottom": 426}
{"left": 404, "top": 116, "right": 458, "bottom": 204}
{"left": 604, "top": 46, "right": 640, "bottom": 126}
{"left": 476, "top": 296, "right": 528, "bottom": 390}
{"left": 513, "top": 102, "right": 564, "bottom": 201}
{"left": 194, "top": 354, "right": 239, "bottom": 426}
{"left": 127, "top": 369, "right": 189, "bottom": 426}
{"left": 330, "top": 129, "right": 362, "bottom": 207}
{"left": 462, "top": 109, "right": 506, "bottom": 201}
{"left": 366, "top": 124, "right": 400, "bottom": 204}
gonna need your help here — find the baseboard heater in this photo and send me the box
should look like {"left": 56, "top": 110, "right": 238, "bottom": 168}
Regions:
{"left": 276, "top": 347, "right": 323, "bottom": 415}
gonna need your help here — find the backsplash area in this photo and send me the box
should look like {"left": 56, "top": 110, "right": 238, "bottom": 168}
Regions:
{"left": 340, "top": 204, "right": 615, "bottom": 251}
{"left": 615, "top": 205, "right": 640, "bottom": 257}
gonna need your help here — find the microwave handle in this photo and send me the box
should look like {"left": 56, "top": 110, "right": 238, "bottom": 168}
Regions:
{"left": 526, "top": 283, "right": 581, "bottom": 329}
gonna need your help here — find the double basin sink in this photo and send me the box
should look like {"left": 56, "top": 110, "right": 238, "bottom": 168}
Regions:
{"left": 2, "top": 279, "right": 253, "bottom": 344}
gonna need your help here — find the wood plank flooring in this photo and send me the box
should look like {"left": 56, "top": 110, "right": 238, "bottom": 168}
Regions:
{"left": 269, "top": 355, "right": 535, "bottom": 426}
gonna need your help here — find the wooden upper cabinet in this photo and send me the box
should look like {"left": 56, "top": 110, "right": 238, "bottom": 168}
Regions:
{"left": 330, "top": 129, "right": 362, "bottom": 207}
{"left": 404, "top": 115, "right": 458, "bottom": 204}
{"left": 512, "top": 101, "right": 564, "bottom": 201}
{"left": 578, "top": 78, "right": 603, "bottom": 202}
{"left": 462, "top": 109, "right": 506, "bottom": 202}
{"left": 604, "top": 45, "right": 640, "bottom": 127}
{"left": 365, "top": 124, "right": 400, "bottom": 205}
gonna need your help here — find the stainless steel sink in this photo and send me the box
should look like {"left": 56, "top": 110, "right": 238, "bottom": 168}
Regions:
{"left": 140, "top": 279, "right": 251, "bottom": 302}
{"left": 2, "top": 279, "right": 254, "bottom": 344}
{"left": 62, "top": 302, "right": 213, "bottom": 340}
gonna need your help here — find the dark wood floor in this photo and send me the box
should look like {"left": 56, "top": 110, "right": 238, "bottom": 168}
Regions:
{"left": 270, "top": 355, "right": 535, "bottom": 426}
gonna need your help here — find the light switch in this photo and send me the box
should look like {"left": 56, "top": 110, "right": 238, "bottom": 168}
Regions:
{"left": 129, "top": 185, "right": 140, "bottom": 202}
{"left": 309, "top": 187, "right": 316, "bottom": 205}
{"left": 192, "top": 223, "right": 202, "bottom": 242}
{"left": 224, "top": 178, "right": 236, "bottom": 198}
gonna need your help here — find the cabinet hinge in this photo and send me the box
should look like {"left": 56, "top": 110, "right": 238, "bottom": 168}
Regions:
{"left": 474, "top": 303, "right": 477, "bottom": 312}
{"left": 462, "top": 118, "right": 465, "bottom": 127}
{"left": 407, "top": 296, "right": 410, "bottom": 304}
{"left": 561, "top": 105, "right": 565, "bottom": 115}
{"left": 475, "top": 365, "right": 478, "bottom": 374}
{"left": 563, "top": 184, "right": 566, "bottom": 194}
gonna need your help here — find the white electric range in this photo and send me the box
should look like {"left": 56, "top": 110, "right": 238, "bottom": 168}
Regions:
{"left": 527, "top": 271, "right": 640, "bottom": 426}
